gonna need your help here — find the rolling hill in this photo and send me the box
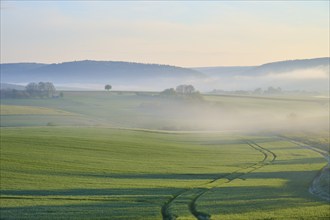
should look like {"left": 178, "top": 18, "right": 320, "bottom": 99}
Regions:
{"left": 194, "top": 57, "right": 329, "bottom": 76}
{"left": 0, "top": 83, "right": 25, "bottom": 90}
{"left": 1, "top": 58, "right": 329, "bottom": 91}
{"left": 194, "top": 57, "right": 329, "bottom": 91}
{"left": 0, "top": 60, "right": 204, "bottom": 83}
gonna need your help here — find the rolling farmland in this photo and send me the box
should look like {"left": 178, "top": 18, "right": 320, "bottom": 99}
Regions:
{"left": 0, "top": 92, "right": 329, "bottom": 219}
{"left": 1, "top": 1, "right": 329, "bottom": 219}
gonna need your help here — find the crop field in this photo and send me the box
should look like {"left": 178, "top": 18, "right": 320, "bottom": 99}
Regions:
{"left": 1, "top": 92, "right": 328, "bottom": 130}
{"left": 0, "top": 92, "right": 329, "bottom": 219}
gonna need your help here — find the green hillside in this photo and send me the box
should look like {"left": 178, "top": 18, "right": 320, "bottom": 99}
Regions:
{"left": 0, "top": 92, "right": 329, "bottom": 219}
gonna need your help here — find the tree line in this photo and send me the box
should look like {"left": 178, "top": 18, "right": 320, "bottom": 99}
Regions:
{"left": 210, "top": 86, "right": 285, "bottom": 95}
{"left": 0, "top": 82, "right": 62, "bottom": 99}
{"left": 160, "top": 84, "right": 203, "bottom": 100}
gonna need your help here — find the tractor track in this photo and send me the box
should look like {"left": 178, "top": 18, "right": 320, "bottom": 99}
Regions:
{"left": 279, "top": 136, "right": 329, "bottom": 201}
{"left": 161, "top": 140, "right": 277, "bottom": 220}
{"left": 161, "top": 189, "right": 188, "bottom": 220}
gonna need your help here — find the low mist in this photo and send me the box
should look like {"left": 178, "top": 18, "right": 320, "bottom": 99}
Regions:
{"left": 132, "top": 95, "right": 329, "bottom": 134}
{"left": 49, "top": 66, "right": 329, "bottom": 93}
{"left": 192, "top": 66, "right": 329, "bottom": 92}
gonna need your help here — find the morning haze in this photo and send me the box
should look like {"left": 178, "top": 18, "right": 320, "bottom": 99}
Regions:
{"left": 0, "top": 1, "right": 329, "bottom": 220}
{"left": 1, "top": 1, "right": 329, "bottom": 66}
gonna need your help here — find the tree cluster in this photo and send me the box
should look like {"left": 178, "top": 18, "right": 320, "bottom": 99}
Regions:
{"left": 0, "top": 82, "right": 58, "bottom": 99}
{"left": 175, "top": 84, "right": 196, "bottom": 94}
{"left": 211, "top": 86, "right": 284, "bottom": 96}
{"left": 253, "top": 86, "right": 282, "bottom": 95}
{"left": 26, "top": 82, "right": 56, "bottom": 98}
{"left": 160, "top": 84, "right": 203, "bottom": 100}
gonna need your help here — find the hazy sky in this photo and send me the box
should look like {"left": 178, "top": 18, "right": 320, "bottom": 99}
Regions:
{"left": 1, "top": 1, "right": 329, "bottom": 67}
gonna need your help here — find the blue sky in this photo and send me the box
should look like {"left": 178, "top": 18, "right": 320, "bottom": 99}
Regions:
{"left": 1, "top": 1, "right": 329, "bottom": 66}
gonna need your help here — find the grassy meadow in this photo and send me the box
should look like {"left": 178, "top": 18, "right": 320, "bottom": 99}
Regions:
{"left": 0, "top": 91, "right": 329, "bottom": 219}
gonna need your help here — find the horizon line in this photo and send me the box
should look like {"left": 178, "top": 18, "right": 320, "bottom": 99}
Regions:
{"left": 0, "top": 56, "right": 329, "bottom": 68}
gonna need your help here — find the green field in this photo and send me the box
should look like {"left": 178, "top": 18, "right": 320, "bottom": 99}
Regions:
{"left": 0, "top": 92, "right": 329, "bottom": 219}
{"left": 1, "top": 91, "right": 328, "bottom": 130}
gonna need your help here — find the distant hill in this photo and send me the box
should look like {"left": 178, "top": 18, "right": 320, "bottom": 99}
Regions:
{"left": 194, "top": 57, "right": 329, "bottom": 76}
{"left": 193, "top": 66, "right": 254, "bottom": 76}
{"left": 0, "top": 83, "right": 25, "bottom": 90}
{"left": 1, "top": 58, "right": 329, "bottom": 91}
{"left": 194, "top": 57, "right": 329, "bottom": 91}
{"left": 1, "top": 60, "right": 205, "bottom": 85}
{"left": 244, "top": 57, "right": 329, "bottom": 76}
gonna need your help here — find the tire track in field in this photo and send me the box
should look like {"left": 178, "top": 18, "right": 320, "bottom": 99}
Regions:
{"left": 189, "top": 141, "right": 276, "bottom": 220}
{"left": 280, "top": 137, "right": 330, "bottom": 201}
{"left": 161, "top": 189, "right": 188, "bottom": 220}
{"left": 161, "top": 140, "right": 277, "bottom": 220}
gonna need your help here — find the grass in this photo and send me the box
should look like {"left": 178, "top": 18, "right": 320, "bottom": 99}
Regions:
{"left": 195, "top": 139, "right": 329, "bottom": 220}
{"left": 0, "top": 127, "right": 259, "bottom": 219}
{"left": 0, "top": 91, "right": 329, "bottom": 219}
{"left": 1, "top": 91, "right": 328, "bottom": 131}
{"left": 1, "top": 128, "right": 329, "bottom": 219}
{"left": 0, "top": 105, "right": 75, "bottom": 116}
{"left": 282, "top": 131, "right": 330, "bottom": 153}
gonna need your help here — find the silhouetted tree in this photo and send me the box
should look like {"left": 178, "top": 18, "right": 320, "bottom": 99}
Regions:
{"left": 1, "top": 82, "right": 56, "bottom": 99}
{"left": 253, "top": 88, "right": 263, "bottom": 95}
{"left": 44, "top": 82, "right": 56, "bottom": 97}
{"left": 105, "top": 84, "right": 112, "bottom": 91}
{"left": 26, "top": 82, "right": 39, "bottom": 97}
{"left": 265, "top": 86, "right": 282, "bottom": 95}
{"left": 176, "top": 85, "right": 196, "bottom": 94}
{"left": 26, "top": 82, "right": 56, "bottom": 98}
{"left": 161, "top": 85, "right": 203, "bottom": 101}
{"left": 160, "top": 88, "right": 176, "bottom": 96}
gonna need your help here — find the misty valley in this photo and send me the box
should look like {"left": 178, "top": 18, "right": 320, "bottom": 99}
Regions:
{"left": 0, "top": 82, "right": 329, "bottom": 219}
{"left": 1, "top": 1, "right": 329, "bottom": 219}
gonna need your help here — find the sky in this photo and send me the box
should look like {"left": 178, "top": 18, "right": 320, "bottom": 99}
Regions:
{"left": 1, "top": 1, "right": 329, "bottom": 67}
